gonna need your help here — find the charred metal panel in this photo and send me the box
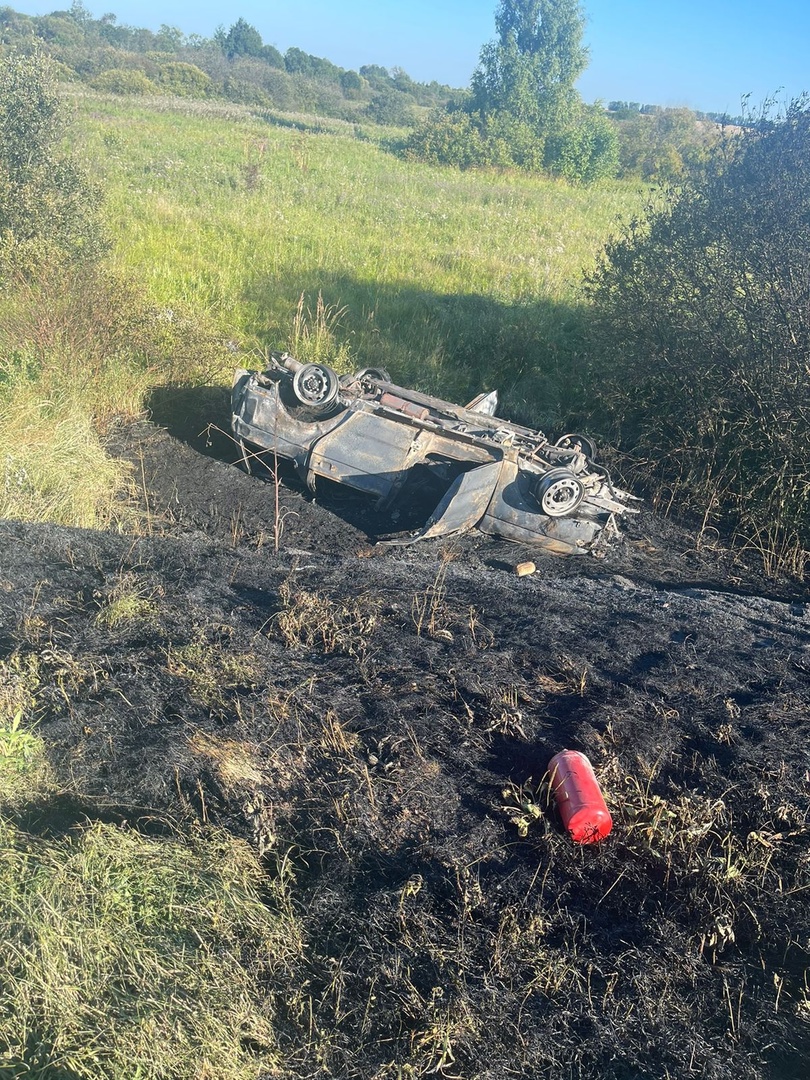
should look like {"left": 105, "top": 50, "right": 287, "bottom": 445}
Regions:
{"left": 307, "top": 409, "right": 423, "bottom": 499}
{"left": 381, "top": 460, "right": 504, "bottom": 545}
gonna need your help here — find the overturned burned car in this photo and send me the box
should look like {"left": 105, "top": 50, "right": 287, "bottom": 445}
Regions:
{"left": 231, "top": 353, "right": 638, "bottom": 555}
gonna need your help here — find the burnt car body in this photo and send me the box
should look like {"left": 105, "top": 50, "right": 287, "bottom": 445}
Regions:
{"left": 231, "top": 353, "right": 638, "bottom": 555}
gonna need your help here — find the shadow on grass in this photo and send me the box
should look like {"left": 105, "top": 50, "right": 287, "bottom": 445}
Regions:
{"left": 242, "top": 270, "right": 591, "bottom": 431}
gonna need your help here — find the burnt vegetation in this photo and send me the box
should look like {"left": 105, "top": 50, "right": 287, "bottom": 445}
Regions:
{"left": 2, "top": 420, "right": 809, "bottom": 1078}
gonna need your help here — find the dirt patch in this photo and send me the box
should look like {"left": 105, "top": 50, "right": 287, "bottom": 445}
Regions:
{"left": 1, "top": 415, "right": 808, "bottom": 1079}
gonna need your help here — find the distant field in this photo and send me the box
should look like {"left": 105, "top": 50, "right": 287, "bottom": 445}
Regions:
{"left": 75, "top": 92, "right": 645, "bottom": 424}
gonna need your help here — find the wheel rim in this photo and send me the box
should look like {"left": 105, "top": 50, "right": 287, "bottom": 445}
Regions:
{"left": 555, "top": 433, "right": 596, "bottom": 460}
{"left": 293, "top": 364, "right": 339, "bottom": 407}
{"left": 535, "top": 470, "right": 584, "bottom": 517}
{"left": 355, "top": 367, "right": 391, "bottom": 383}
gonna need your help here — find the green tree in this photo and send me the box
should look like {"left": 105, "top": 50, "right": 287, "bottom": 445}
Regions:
{"left": 471, "top": 0, "right": 588, "bottom": 126}
{"left": 221, "top": 18, "right": 263, "bottom": 60}
{"left": 339, "top": 69, "right": 365, "bottom": 99}
{"left": 0, "top": 47, "right": 105, "bottom": 271}
{"left": 261, "top": 43, "right": 284, "bottom": 68}
{"left": 408, "top": 0, "right": 616, "bottom": 181}
{"left": 156, "top": 24, "right": 184, "bottom": 51}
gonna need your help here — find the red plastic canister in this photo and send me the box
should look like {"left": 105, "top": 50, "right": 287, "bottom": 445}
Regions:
{"left": 547, "top": 750, "right": 612, "bottom": 844}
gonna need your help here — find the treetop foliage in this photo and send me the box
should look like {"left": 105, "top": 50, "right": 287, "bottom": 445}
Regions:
{"left": 493, "top": 0, "right": 588, "bottom": 89}
{"left": 471, "top": 0, "right": 588, "bottom": 124}
{"left": 219, "top": 17, "right": 263, "bottom": 60}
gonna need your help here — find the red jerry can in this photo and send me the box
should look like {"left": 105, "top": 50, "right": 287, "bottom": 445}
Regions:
{"left": 547, "top": 750, "right": 612, "bottom": 844}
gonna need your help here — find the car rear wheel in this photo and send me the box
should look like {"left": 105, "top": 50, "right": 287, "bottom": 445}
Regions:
{"left": 532, "top": 468, "right": 585, "bottom": 517}
{"left": 292, "top": 363, "right": 340, "bottom": 413}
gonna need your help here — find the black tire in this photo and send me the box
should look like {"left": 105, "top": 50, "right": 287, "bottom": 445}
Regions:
{"left": 555, "top": 432, "right": 597, "bottom": 461}
{"left": 532, "top": 468, "right": 585, "bottom": 517}
{"left": 291, "top": 363, "right": 340, "bottom": 413}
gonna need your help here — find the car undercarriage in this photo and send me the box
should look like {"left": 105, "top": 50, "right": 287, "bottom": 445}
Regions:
{"left": 231, "top": 353, "right": 638, "bottom": 555}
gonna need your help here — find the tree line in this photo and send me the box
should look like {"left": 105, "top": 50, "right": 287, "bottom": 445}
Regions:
{"left": 1, "top": 1, "right": 737, "bottom": 183}
{"left": 0, "top": 3, "right": 460, "bottom": 126}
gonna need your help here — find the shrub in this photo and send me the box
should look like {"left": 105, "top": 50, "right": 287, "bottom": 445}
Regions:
{"left": 404, "top": 110, "right": 496, "bottom": 169}
{"left": 586, "top": 97, "right": 810, "bottom": 568}
{"left": 365, "top": 86, "right": 417, "bottom": 127}
{"left": 481, "top": 111, "right": 544, "bottom": 169}
{"left": 0, "top": 47, "right": 106, "bottom": 272}
{"left": 615, "top": 107, "right": 722, "bottom": 181}
{"left": 405, "top": 103, "right": 617, "bottom": 182}
{"left": 91, "top": 66, "right": 157, "bottom": 94}
{"left": 545, "top": 106, "right": 620, "bottom": 183}
{"left": 223, "top": 75, "right": 271, "bottom": 108}
{"left": 156, "top": 60, "right": 211, "bottom": 98}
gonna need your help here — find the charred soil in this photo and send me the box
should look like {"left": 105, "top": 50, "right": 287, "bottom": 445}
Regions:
{"left": 1, "top": 406, "right": 809, "bottom": 1080}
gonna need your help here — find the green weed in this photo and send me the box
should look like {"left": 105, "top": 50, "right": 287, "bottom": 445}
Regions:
{"left": 94, "top": 573, "right": 161, "bottom": 628}
{"left": 0, "top": 653, "right": 49, "bottom": 804}
{"left": 166, "top": 626, "right": 262, "bottom": 713}
{"left": 76, "top": 92, "right": 644, "bottom": 419}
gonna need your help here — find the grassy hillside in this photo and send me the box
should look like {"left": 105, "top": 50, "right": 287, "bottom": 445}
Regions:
{"left": 75, "top": 91, "right": 644, "bottom": 422}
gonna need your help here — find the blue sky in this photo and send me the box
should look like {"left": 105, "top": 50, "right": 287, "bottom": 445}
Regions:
{"left": 10, "top": 1, "right": 810, "bottom": 113}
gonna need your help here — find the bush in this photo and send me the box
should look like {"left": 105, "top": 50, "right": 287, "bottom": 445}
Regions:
{"left": 156, "top": 60, "right": 211, "bottom": 97}
{"left": 585, "top": 98, "right": 810, "bottom": 568}
{"left": 91, "top": 66, "right": 157, "bottom": 94}
{"left": 481, "top": 111, "right": 544, "bottom": 169}
{"left": 0, "top": 47, "right": 106, "bottom": 272}
{"left": 405, "top": 110, "right": 501, "bottom": 169}
{"left": 614, "top": 107, "right": 722, "bottom": 181}
{"left": 365, "top": 86, "right": 417, "bottom": 127}
{"left": 545, "top": 107, "right": 619, "bottom": 183}
{"left": 405, "top": 103, "right": 617, "bottom": 182}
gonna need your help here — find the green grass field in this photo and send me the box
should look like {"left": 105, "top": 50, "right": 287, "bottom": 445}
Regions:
{"left": 76, "top": 91, "right": 645, "bottom": 420}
